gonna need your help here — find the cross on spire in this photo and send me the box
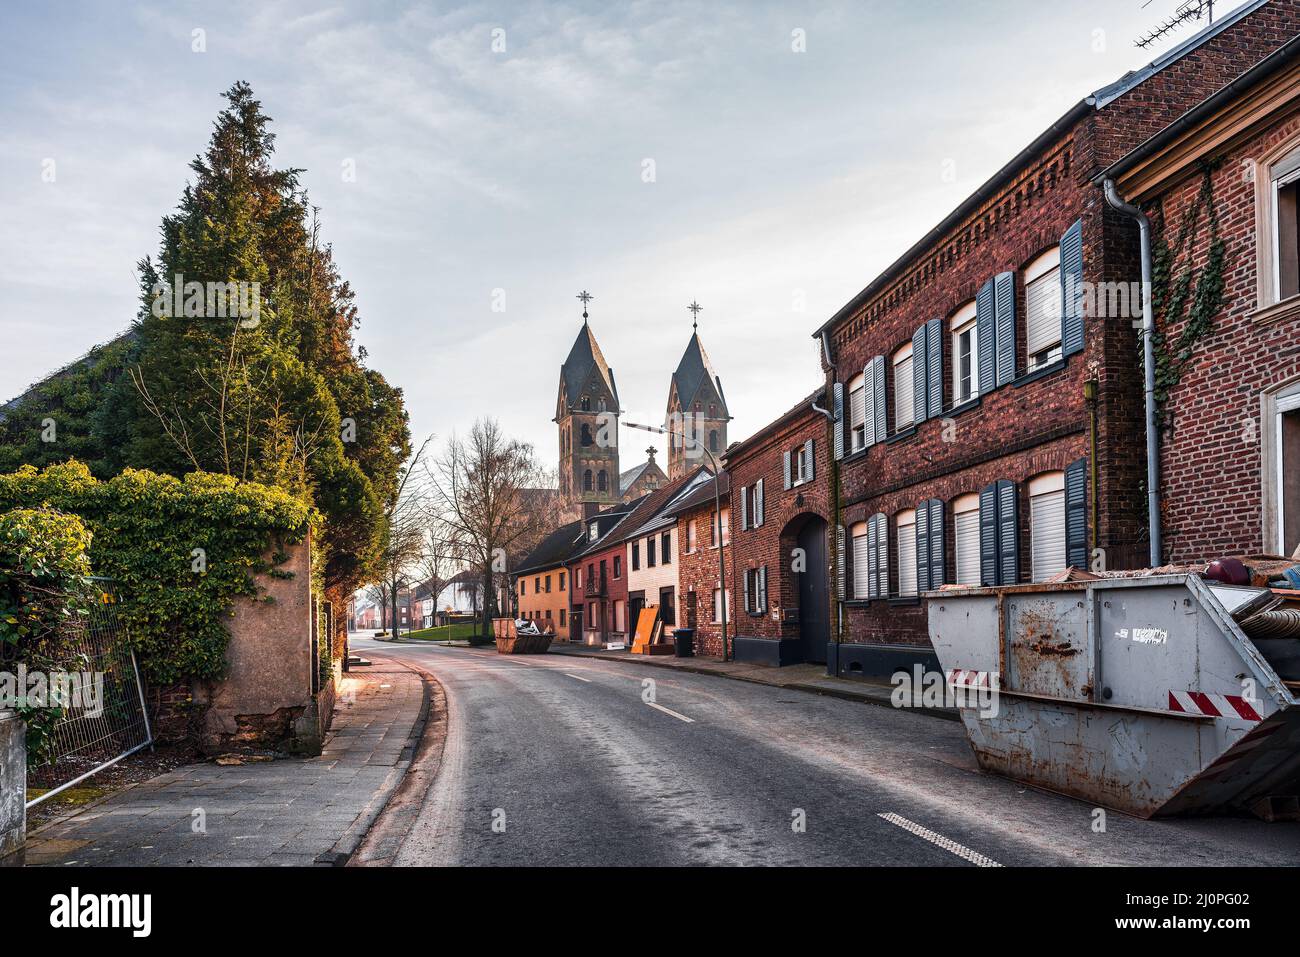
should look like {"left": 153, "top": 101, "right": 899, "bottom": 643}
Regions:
{"left": 687, "top": 300, "right": 703, "bottom": 331}
{"left": 577, "top": 290, "right": 594, "bottom": 322}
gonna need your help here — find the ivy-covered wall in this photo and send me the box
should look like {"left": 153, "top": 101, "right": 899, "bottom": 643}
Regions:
{"left": 0, "top": 460, "right": 314, "bottom": 685}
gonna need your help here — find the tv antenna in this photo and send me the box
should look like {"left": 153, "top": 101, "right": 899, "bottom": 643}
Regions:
{"left": 1135, "top": 0, "right": 1214, "bottom": 49}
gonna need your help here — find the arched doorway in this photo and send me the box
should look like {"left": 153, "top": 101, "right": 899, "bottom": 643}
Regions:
{"left": 794, "top": 516, "right": 829, "bottom": 664}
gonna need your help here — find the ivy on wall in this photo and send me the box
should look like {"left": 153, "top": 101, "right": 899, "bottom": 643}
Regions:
{"left": 1149, "top": 163, "right": 1229, "bottom": 422}
{"left": 0, "top": 461, "right": 314, "bottom": 685}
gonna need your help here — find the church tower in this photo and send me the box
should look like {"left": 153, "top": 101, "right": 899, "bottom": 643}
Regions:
{"left": 666, "top": 302, "right": 730, "bottom": 479}
{"left": 555, "top": 292, "right": 621, "bottom": 511}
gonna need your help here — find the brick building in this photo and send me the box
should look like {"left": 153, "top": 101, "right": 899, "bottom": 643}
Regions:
{"left": 567, "top": 497, "right": 642, "bottom": 645}
{"left": 623, "top": 466, "right": 711, "bottom": 634}
{"left": 1098, "top": 31, "right": 1300, "bottom": 562}
{"left": 674, "top": 471, "right": 732, "bottom": 657}
{"left": 721, "top": 1, "right": 1300, "bottom": 677}
{"left": 515, "top": 519, "right": 584, "bottom": 640}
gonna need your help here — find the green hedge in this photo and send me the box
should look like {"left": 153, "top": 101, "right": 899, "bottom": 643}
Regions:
{"left": 0, "top": 461, "right": 314, "bottom": 684}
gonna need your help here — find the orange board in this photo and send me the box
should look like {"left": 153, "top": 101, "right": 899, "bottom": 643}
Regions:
{"left": 631, "top": 606, "right": 660, "bottom": 655}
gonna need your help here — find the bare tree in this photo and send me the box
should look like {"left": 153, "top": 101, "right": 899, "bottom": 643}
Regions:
{"left": 428, "top": 418, "right": 555, "bottom": 643}
{"left": 375, "top": 434, "right": 434, "bottom": 637}
{"left": 411, "top": 528, "right": 456, "bottom": 628}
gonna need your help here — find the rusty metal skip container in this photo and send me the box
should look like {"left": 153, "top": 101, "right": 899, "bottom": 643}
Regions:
{"left": 927, "top": 574, "right": 1300, "bottom": 818}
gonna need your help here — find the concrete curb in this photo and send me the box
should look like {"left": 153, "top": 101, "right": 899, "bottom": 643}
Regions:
{"left": 544, "top": 647, "right": 960, "bottom": 722}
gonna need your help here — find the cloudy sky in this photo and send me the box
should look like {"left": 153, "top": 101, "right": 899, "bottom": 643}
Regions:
{"left": 0, "top": 0, "right": 1242, "bottom": 471}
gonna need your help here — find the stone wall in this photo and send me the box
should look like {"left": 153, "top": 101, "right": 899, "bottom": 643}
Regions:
{"left": 0, "top": 711, "right": 24, "bottom": 860}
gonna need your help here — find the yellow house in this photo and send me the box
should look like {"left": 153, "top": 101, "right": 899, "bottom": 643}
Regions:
{"left": 514, "top": 520, "right": 584, "bottom": 641}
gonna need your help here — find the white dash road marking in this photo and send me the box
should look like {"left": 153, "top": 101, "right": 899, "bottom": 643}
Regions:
{"left": 564, "top": 673, "right": 592, "bottom": 682}
{"left": 646, "top": 702, "right": 694, "bottom": 723}
{"left": 877, "top": 812, "right": 1002, "bottom": 867}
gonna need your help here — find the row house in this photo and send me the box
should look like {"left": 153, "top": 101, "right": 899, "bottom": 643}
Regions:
{"left": 623, "top": 466, "right": 712, "bottom": 633}
{"left": 1099, "top": 31, "right": 1300, "bottom": 562}
{"left": 567, "top": 497, "right": 643, "bottom": 645}
{"left": 673, "top": 471, "right": 732, "bottom": 658}
{"left": 514, "top": 519, "right": 584, "bottom": 641}
{"left": 720, "top": 0, "right": 1300, "bottom": 678}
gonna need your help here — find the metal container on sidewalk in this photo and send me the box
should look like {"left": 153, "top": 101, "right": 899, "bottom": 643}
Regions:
{"left": 927, "top": 574, "right": 1300, "bottom": 818}
{"left": 673, "top": 628, "right": 695, "bottom": 658}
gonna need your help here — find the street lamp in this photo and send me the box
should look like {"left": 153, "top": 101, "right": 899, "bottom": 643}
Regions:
{"left": 624, "top": 420, "right": 731, "bottom": 662}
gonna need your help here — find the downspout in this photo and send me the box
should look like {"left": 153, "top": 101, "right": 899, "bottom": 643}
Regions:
{"left": 1103, "top": 179, "right": 1162, "bottom": 568}
{"left": 813, "top": 330, "right": 843, "bottom": 671}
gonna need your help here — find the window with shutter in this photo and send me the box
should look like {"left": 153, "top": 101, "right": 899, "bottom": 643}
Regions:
{"left": 897, "top": 510, "right": 918, "bottom": 597}
{"left": 851, "top": 521, "right": 870, "bottom": 599}
{"left": 979, "top": 483, "right": 999, "bottom": 587}
{"left": 743, "top": 568, "right": 751, "bottom": 614}
{"left": 871, "top": 512, "right": 889, "bottom": 599}
{"left": 976, "top": 279, "right": 997, "bottom": 396}
{"left": 833, "top": 381, "right": 845, "bottom": 461}
{"left": 755, "top": 479, "right": 764, "bottom": 527}
{"left": 783, "top": 450, "right": 792, "bottom": 489}
{"left": 1060, "top": 219, "right": 1084, "bottom": 357}
{"left": 759, "top": 566, "right": 768, "bottom": 611}
{"left": 953, "top": 493, "right": 981, "bottom": 586}
{"left": 849, "top": 371, "right": 867, "bottom": 452}
{"left": 926, "top": 317, "right": 942, "bottom": 419}
{"left": 872, "top": 356, "right": 887, "bottom": 444}
{"left": 835, "top": 525, "right": 846, "bottom": 600}
{"left": 950, "top": 301, "right": 979, "bottom": 405}
{"left": 911, "top": 325, "right": 927, "bottom": 425}
{"left": 893, "top": 344, "right": 914, "bottom": 431}
{"left": 740, "top": 485, "right": 749, "bottom": 530}
{"left": 1065, "top": 457, "right": 1088, "bottom": 569}
{"left": 997, "top": 479, "right": 1019, "bottom": 585}
{"left": 804, "top": 438, "right": 815, "bottom": 482}
{"left": 916, "top": 501, "right": 931, "bottom": 592}
{"left": 1024, "top": 248, "right": 1062, "bottom": 370}
{"left": 866, "top": 517, "right": 880, "bottom": 599}
{"left": 926, "top": 496, "right": 945, "bottom": 588}
{"left": 1029, "top": 472, "right": 1067, "bottom": 582}
{"left": 994, "top": 271, "right": 1017, "bottom": 387}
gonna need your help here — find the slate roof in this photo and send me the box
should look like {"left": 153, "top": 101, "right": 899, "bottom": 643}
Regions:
{"left": 559, "top": 322, "right": 619, "bottom": 409}
{"left": 666, "top": 470, "right": 730, "bottom": 515}
{"left": 515, "top": 519, "right": 586, "bottom": 575}
{"left": 670, "top": 332, "right": 728, "bottom": 416}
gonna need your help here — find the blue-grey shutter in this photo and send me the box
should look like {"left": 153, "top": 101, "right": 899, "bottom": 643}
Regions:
{"left": 740, "top": 485, "right": 749, "bottom": 530}
{"left": 835, "top": 525, "right": 846, "bottom": 600}
{"left": 1065, "top": 457, "right": 1088, "bottom": 570}
{"left": 833, "top": 382, "right": 845, "bottom": 460}
{"left": 743, "top": 568, "right": 751, "bottom": 614}
{"left": 1060, "top": 218, "right": 1085, "bottom": 358}
{"left": 977, "top": 278, "right": 996, "bottom": 397}
{"left": 994, "top": 271, "right": 1017, "bottom": 387}
{"left": 804, "top": 438, "right": 815, "bottom": 482}
{"left": 979, "top": 483, "right": 999, "bottom": 587}
{"left": 862, "top": 362, "right": 876, "bottom": 449}
{"left": 928, "top": 497, "right": 945, "bottom": 588}
{"left": 755, "top": 478, "right": 764, "bottom": 527}
{"left": 783, "top": 451, "right": 792, "bottom": 490}
{"left": 872, "top": 356, "right": 887, "bottom": 444}
{"left": 916, "top": 500, "right": 931, "bottom": 593}
{"left": 912, "top": 323, "right": 928, "bottom": 426}
{"left": 877, "top": 513, "right": 890, "bottom": 598}
{"left": 997, "top": 479, "right": 1019, "bottom": 585}
{"left": 926, "top": 317, "right": 943, "bottom": 419}
{"left": 866, "top": 516, "right": 880, "bottom": 599}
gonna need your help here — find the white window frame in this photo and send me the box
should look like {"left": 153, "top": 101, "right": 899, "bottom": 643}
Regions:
{"left": 1024, "top": 247, "right": 1063, "bottom": 370}
{"left": 1274, "top": 388, "right": 1300, "bottom": 554}
{"left": 1028, "top": 471, "right": 1067, "bottom": 582}
{"left": 686, "top": 519, "right": 697, "bottom": 554}
{"left": 848, "top": 371, "right": 867, "bottom": 452}
{"left": 953, "top": 493, "right": 981, "bottom": 587}
{"left": 896, "top": 509, "right": 918, "bottom": 598}
{"left": 950, "top": 301, "right": 979, "bottom": 406}
{"left": 893, "top": 343, "right": 914, "bottom": 431}
{"left": 1272, "top": 155, "right": 1300, "bottom": 303}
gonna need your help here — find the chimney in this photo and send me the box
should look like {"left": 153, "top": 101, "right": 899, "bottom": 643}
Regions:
{"left": 582, "top": 500, "right": 601, "bottom": 521}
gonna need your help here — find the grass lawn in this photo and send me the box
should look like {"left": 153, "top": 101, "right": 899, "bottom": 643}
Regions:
{"left": 403, "top": 622, "right": 488, "bottom": 643}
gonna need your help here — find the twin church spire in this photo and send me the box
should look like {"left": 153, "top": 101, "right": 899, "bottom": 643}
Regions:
{"left": 554, "top": 293, "right": 730, "bottom": 512}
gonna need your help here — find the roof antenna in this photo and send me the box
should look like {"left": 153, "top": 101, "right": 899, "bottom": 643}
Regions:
{"left": 1135, "top": 0, "right": 1213, "bottom": 49}
{"left": 687, "top": 300, "right": 703, "bottom": 332}
{"left": 577, "top": 290, "right": 593, "bottom": 324}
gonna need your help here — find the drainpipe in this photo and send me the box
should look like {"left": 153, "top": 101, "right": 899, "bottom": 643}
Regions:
{"left": 1103, "top": 179, "right": 1162, "bottom": 568}
{"left": 812, "top": 330, "right": 843, "bottom": 671}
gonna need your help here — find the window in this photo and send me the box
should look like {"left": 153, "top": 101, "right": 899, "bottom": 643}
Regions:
{"left": 848, "top": 371, "right": 867, "bottom": 451}
{"left": 581, "top": 396, "right": 591, "bottom": 411}
{"left": 661, "top": 531, "right": 672, "bottom": 565}
{"left": 631, "top": 540, "right": 640, "bottom": 571}
{"left": 534, "top": 576, "right": 541, "bottom": 593}
{"left": 953, "top": 493, "right": 981, "bottom": 586}
{"left": 545, "top": 574, "right": 551, "bottom": 593}
{"left": 559, "top": 608, "right": 566, "bottom": 627}
{"left": 588, "top": 520, "right": 598, "bottom": 541}
{"left": 686, "top": 520, "right": 697, "bottom": 553}
{"left": 659, "top": 586, "right": 676, "bottom": 626}
{"left": 597, "top": 470, "right": 608, "bottom": 492}
{"left": 741, "top": 480, "right": 764, "bottom": 528}
{"left": 743, "top": 567, "right": 768, "bottom": 614}
{"left": 613, "top": 599, "right": 625, "bottom": 633}
{"left": 897, "top": 510, "right": 918, "bottom": 597}
{"left": 575, "top": 566, "right": 582, "bottom": 589}
{"left": 718, "top": 508, "right": 730, "bottom": 546}
{"left": 950, "top": 301, "right": 979, "bottom": 405}
{"left": 787, "top": 442, "right": 814, "bottom": 487}
{"left": 1024, "top": 247, "right": 1063, "bottom": 371}
{"left": 583, "top": 470, "right": 593, "bottom": 492}
{"left": 1029, "top": 472, "right": 1067, "bottom": 582}
{"left": 559, "top": 572, "right": 566, "bottom": 591}
{"left": 1272, "top": 149, "right": 1300, "bottom": 302}
{"left": 709, "top": 430, "right": 719, "bottom": 453}
{"left": 647, "top": 537, "right": 657, "bottom": 568}
{"left": 581, "top": 424, "right": 593, "bottom": 446}
{"left": 613, "top": 555, "right": 622, "bottom": 579}
{"left": 851, "top": 521, "right": 870, "bottom": 599}
{"left": 893, "top": 343, "right": 914, "bottom": 430}
{"left": 520, "top": 579, "right": 526, "bottom": 596}
{"left": 712, "top": 587, "right": 730, "bottom": 624}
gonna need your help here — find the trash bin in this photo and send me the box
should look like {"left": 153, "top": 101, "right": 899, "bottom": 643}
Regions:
{"left": 673, "top": 628, "right": 695, "bottom": 658}
{"left": 928, "top": 573, "right": 1300, "bottom": 818}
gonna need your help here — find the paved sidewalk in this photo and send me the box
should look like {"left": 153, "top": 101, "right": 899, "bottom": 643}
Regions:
{"left": 545, "top": 644, "right": 957, "bottom": 720}
{"left": 23, "top": 655, "right": 429, "bottom": 867}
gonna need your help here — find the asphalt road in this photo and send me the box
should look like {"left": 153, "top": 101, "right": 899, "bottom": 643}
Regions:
{"left": 350, "top": 636, "right": 1300, "bottom": 867}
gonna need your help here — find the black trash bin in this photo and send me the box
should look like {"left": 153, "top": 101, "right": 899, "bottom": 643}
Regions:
{"left": 673, "top": 628, "right": 695, "bottom": 658}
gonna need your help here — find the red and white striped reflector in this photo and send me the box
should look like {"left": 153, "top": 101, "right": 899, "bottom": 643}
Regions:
{"left": 1167, "top": 690, "right": 1262, "bottom": 722}
{"left": 947, "top": 669, "right": 996, "bottom": 688}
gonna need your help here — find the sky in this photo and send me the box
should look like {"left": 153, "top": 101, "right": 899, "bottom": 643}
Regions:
{"left": 0, "top": 0, "right": 1249, "bottom": 475}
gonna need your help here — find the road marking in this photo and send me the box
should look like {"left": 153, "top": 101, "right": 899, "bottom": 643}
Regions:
{"left": 564, "top": 673, "right": 592, "bottom": 682}
{"left": 877, "top": 812, "right": 1002, "bottom": 867}
{"left": 646, "top": 702, "right": 694, "bottom": 723}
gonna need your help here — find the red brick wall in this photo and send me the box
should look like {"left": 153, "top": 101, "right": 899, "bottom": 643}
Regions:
{"left": 1151, "top": 112, "right": 1300, "bottom": 561}
{"left": 725, "top": 401, "right": 831, "bottom": 645}
{"left": 677, "top": 499, "right": 729, "bottom": 658}
{"left": 568, "top": 539, "right": 629, "bottom": 641}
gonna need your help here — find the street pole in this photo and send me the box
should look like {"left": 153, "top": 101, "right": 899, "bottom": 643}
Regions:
{"left": 625, "top": 421, "right": 730, "bottom": 662}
